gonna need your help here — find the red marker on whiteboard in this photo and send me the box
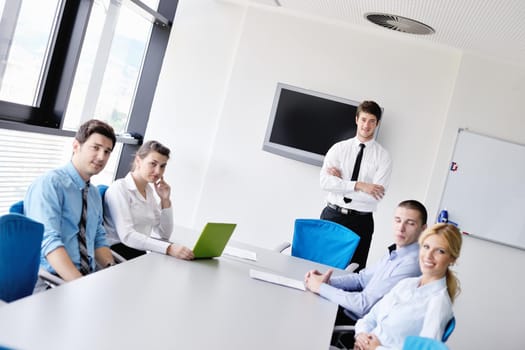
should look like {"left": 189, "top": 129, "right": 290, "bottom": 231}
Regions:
{"left": 462, "top": 231, "right": 469, "bottom": 235}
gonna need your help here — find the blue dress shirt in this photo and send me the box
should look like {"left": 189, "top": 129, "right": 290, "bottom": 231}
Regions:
{"left": 319, "top": 242, "right": 421, "bottom": 319}
{"left": 24, "top": 162, "right": 109, "bottom": 274}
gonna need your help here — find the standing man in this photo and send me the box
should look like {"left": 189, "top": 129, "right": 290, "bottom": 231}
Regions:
{"left": 25, "top": 119, "right": 117, "bottom": 289}
{"left": 320, "top": 100, "right": 392, "bottom": 270}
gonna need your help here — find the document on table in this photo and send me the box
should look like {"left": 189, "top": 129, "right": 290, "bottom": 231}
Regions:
{"left": 249, "top": 269, "right": 306, "bottom": 291}
{"left": 223, "top": 246, "right": 257, "bottom": 261}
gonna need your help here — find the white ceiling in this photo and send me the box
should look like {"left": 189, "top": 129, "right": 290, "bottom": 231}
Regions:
{"left": 233, "top": 0, "right": 525, "bottom": 68}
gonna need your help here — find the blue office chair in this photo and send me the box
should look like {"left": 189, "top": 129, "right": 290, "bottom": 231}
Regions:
{"left": 0, "top": 213, "right": 44, "bottom": 302}
{"left": 98, "top": 184, "right": 109, "bottom": 199}
{"left": 403, "top": 317, "right": 456, "bottom": 349}
{"left": 9, "top": 201, "right": 66, "bottom": 288}
{"left": 9, "top": 201, "right": 24, "bottom": 215}
{"left": 278, "top": 219, "right": 360, "bottom": 270}
{"left": 403, "top": 336, "right": 449, "bottom": 350}
{"left": 442, "top": 317, "right": 456, "bottom": 342}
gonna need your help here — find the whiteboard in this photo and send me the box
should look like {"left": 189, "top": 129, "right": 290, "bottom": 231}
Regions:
{"left": 439, "top": 129, "right": 525, "bottom": 250}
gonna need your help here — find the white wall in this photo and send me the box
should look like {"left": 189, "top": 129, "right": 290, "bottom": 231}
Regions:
{"left": 147, "top": 0, "right": 246, "bottom": 227}
{"left": 147, "top": 0, "right": 525, "bottom": 348}
{"left": 426, "top": 53, "right": 525, "bottom": 349}
{"left": 190, "top": 7, "right": 461, "bottom": 254}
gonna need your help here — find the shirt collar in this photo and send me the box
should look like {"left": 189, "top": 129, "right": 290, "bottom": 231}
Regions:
{"left": 123, "top": 172, "right": 139, "bottom": 192}
{"left": 353, "top": 136, "right": 375, "bottom": 148}
{"left": 388, "top": 243, "right": 396, "bottom": 254}
{"left": 417, "top": 276, "right": 447, "bottom": 293}
{"left": 397, "top": 242, "right": 420, "bottom": 255}
{"left": 65, "top": 162, "right": 89, "bottom": 190}
{"left": 389, "top": 241, "right": 419, "bottom": 259}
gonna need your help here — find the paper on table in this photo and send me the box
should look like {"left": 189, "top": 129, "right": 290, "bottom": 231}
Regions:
{"left": 249, "top": 269, "right": 306, "bottom": 291}
{"left": 223, "top": 246, "right": 257, "bottom": 261}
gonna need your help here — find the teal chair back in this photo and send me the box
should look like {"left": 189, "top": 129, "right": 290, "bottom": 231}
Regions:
{"left": 403, "top": 317, "right": 456, "bottom": 350}
{"left": 98, "top": 184, "right": 109, "bottom": 200}
{"left": 291, "top": 219, "right": 360, "bottom": 269}
{"left": 9, "top": 201, "right": 24, "bottom": 215}
{"left": 403, "top": 337, "right": 448, "bottom": 350}
{"left": 441, "top": 317, "right": 455, "bottom": 342}
{"left": 0, "top": 214, "right": 44, "bottom": 302}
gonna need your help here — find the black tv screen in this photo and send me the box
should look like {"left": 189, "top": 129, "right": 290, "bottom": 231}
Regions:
{"left": 263, "top": 83, "right": 374, "bottom": 166}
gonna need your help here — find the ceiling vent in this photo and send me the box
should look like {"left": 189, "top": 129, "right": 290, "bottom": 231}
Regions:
{"left": 365, "top": 12, "right": 435, "bottom": 35}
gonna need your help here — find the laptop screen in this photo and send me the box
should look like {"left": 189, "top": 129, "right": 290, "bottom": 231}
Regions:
{"left": 192, "top": 223, "right": 236, "bottom": 258}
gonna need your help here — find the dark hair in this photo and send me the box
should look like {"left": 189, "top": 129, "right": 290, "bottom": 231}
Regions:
{"left": 419, "top": 223, "right": 462, "bottom": 302}
{"left": 75, "top": 119, "right": 116, "bottom": 149}
{"left": 356, "top": 100, "right": 382, "bottom": 122}
{"left": 131, "top": 140, "right": 171, "bottom": 171}
{"left": 398, "top": 199, "right": 428, "bottom": 225}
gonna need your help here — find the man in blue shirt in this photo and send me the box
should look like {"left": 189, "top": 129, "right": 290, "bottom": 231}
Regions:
{"left": 305, "top": 200, "right": 427, "bottom": 328}
{"left": 25, "top": 119, "right": 117, "bottom": 287}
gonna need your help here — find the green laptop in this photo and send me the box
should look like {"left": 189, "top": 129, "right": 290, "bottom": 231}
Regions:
{"left": 193, "top": 223, "right": 237, "bottom": 258}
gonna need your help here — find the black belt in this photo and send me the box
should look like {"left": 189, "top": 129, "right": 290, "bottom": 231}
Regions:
{"left": 327, "top": 203, "right": 372, "bottom": 216}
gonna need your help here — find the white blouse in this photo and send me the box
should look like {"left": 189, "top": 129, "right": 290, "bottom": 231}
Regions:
{"left": 355, "top": 276, "right": 453, "bottom": 350}
{"left": 103, "top": 173, "right": 173, "bottom": 254}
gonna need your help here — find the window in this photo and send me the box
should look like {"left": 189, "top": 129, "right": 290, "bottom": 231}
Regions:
{"left": 0, "top": 0, "right": 63, "bottom": 106}
{"left": 64, "top": 0, "right": 160, "bottom": 133}
{"left": 0, "top": 0, "right": 177, "bottom": 214}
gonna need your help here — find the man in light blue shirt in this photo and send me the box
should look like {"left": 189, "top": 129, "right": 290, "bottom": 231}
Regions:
{"left": 305, "top": 200, "right": 427, "bottom": 325}
{"left": 25, "top": 119, "right": 117, "bottom": 286}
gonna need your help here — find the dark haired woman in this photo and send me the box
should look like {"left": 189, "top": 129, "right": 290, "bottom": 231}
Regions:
{"left": 104, "top": 140, "right": 194, "bottom": 260}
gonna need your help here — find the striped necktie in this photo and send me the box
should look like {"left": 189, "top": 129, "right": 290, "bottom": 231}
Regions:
{"left": 78, "top": 182, "right": 90, "bottom": 275}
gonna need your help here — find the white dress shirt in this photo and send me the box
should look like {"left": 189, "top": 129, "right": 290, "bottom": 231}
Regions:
{"left": 355, "top": 276, "right": 453, "bottom": 350}
{"left": 320, "top": 137, "right": 392, "bottom": 212}
{"left": 103, "top": 173, "right": 173, "bottom": 254}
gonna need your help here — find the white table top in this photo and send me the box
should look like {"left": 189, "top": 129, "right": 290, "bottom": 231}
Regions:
{"left": 0, "top": 242, "right": 340, "bottom": 350}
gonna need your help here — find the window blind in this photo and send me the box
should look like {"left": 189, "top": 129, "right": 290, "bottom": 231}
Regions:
{"left": 0, "top": 128, "right": 72, "bottom": 214}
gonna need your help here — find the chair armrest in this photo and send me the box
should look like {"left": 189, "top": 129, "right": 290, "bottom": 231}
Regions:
{"left": 333, "top": 325, "right": 356, "bottom": 333}
{"left": 274, "top": 241, "right": 291, "bottom": 253}
{"left": 95, "top": 248, "right": 126, "bottom": 271}
{"left": 345, "top": 262, "right": 359, "bottom": 272}
{"left": 38, "top": 268, "right": 65, "bottom": 288}
{"left": 111, "top": 250, "right": 126, "bottom": 263}
{"left": 332, "top": 325, "right": 356, "bottom": 350}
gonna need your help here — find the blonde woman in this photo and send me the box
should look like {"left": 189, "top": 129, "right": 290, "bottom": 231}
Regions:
{"left": 104, "top": 140, "right": 194, "bottom": 260}
{"left": 353, "top": 223, "right": 462, "bottom": 350}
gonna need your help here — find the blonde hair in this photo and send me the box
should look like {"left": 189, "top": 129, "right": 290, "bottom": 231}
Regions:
{"left": 419, "top": 223, "right": 462, "bottom": 303}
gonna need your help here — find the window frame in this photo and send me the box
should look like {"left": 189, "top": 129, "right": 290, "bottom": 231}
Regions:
{"left": 0, "top": 0, "right": 178, "bottom": 177}
{"left": 0, "top": 0, "right": 90, "bottom": 128}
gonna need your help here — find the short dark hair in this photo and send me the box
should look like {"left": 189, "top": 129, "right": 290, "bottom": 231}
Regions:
{"left": 131, "top": 140, "right": 171, "bottom": 171}
{"left": 75, "top": 119, "right": 116, "bottom": 149}
{"left": 398, "top": 199, "right": 428, "bottom": 225}
{"left": 356, "top": 100, "right": 382, "bottom": 122}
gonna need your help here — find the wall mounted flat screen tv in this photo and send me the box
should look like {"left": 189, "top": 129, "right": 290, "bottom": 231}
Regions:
{"left": 263, "top": 83, "right": 375, "bottom": 166}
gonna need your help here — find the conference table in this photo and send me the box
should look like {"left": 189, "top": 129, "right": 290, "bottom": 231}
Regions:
{"left": 0, "top": 241, "right": 344, "bottom": 349}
